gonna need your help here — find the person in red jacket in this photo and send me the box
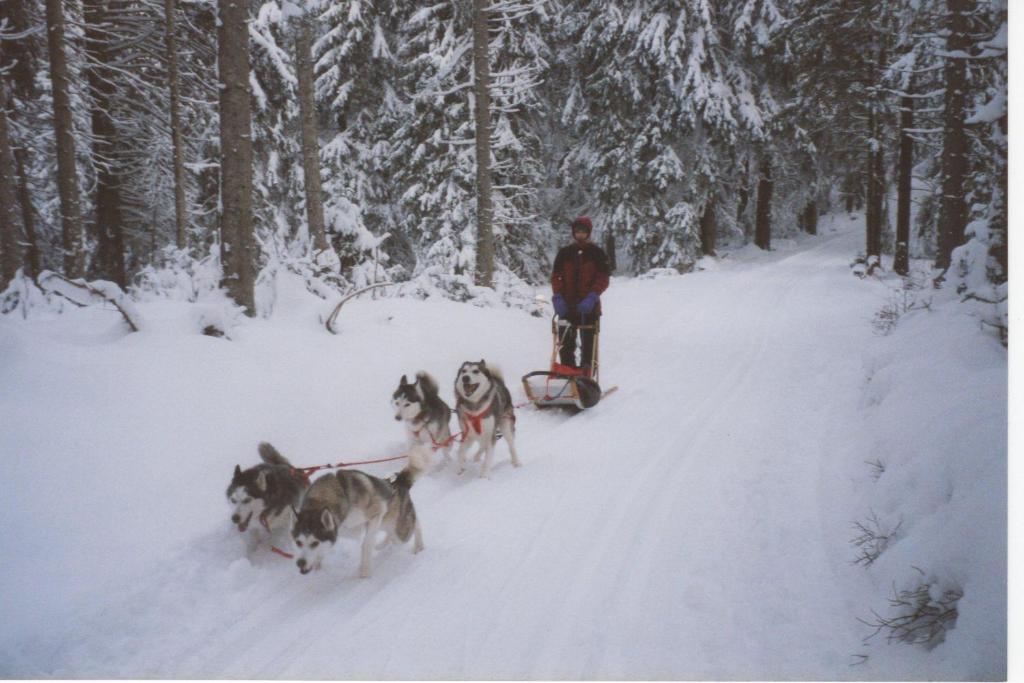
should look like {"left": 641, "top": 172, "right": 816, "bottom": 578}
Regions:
{"left": 551, "top": 216, "right": 610, "bottom": 374}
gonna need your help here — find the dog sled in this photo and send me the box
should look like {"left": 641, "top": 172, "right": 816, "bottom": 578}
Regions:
{"left": 521, "top": 316, "right": 615, "bottom": 410}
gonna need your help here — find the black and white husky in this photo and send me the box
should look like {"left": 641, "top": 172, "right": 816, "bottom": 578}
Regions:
{"left": 226, "top": 442, "right": 308, "bottom": 536}
{"left": 291, "top": 465, "right": 424, "bottom": 577}
{"left": 454, "top": 360, "right": 522, "bottom": 478}
{"left": 392, "top": 372, "right": 453, "bottom": 470}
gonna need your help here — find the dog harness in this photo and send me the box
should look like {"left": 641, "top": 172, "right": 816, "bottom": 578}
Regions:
{"left": 460, "top": 404, "right": 493, "bottom": 435}
{"left": 412, "top": 425, "right": 452, "bottom": 449}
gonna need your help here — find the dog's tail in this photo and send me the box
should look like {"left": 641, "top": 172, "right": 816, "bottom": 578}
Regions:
{"left": 484, "top": 362, "right": 505, "bottom": 383}
{"left": 392, "top": 465, "right": 417, "bottom": 491}
{"left": 416, "top": 371, "right": 439, "bottom": 398}
{"left": 258, "top": 442, "right": 292, "bottom": 467}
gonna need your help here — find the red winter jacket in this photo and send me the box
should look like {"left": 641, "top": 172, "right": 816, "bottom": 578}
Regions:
{"left": 551, "top": 241, "right": 610, "bottom": 316}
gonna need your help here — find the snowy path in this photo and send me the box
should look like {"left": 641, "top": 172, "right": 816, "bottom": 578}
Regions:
{"left": 2, "top": 221, "right": 898, "bottom": 678}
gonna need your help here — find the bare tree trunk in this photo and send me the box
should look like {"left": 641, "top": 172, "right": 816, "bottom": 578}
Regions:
{"left": 14, "top": 148, "right": 40, "bottom": 275}
{"left": 865, "top": 88, "right": 887, "bottom": 263}
{"left": 164, "top": 0, "right": 188, "bottom": 250}
{"left": 935, "top": 0, "right": 971, "bottom": 271}
{"left": 866, "top": 32, "right": 888, "bottom": 264}
{"left": 865, "top": 141, "right": 876, "bottom": 256}
{"left": 754, "top": 155, "right": 773, "bottom": 250}
{"left": 736, "top": 155, "right": 750, "bottom": 238}
{"left": 84, "top": 0, "right": 126, "bottom": 287}
{"left": 604, "top": 230, "right": 616, "bottom": 273}
{"left": 801, "top": 200, "right": 818, "bottom": 235}
{"left": 0, "top": 85, "right": 22, "bottom": 287}
{"left": 866, "top": 146, "right": 885, "bottom": 260}
{"left": 472, "top": 0, "right": 494, "bottom": 288}
{"left": 294, "top": 11, "right": 328, "bottom": 253}
{"left": 700, "top": 198, "right": 716, "bottom": 256}
{"left": 44, "top": 0, "right": 85, "bottom": 278}
{"left": 894, "top": 93, "right": 913, "bottom": 276}
{"left": 217, "top": 0, "right": 256, "bottom": 314}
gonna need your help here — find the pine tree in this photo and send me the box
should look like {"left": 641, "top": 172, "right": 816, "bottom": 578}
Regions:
{"left": 218, "top": 0, "right": 256, "bottom": 313}
{"left": 315, "top": 0, "right": 406, "bottom": 278}
{"left": 83, "top": 0, "right": 127, "bottom": 286}
{"left": 472, "top": 0, "right": 495, "bottom": 287}
{"left": 390, "top": 1, "right": 479, "bottom": 279}
{"left": 44, "top": 0, "right": 86, "bottom": 278}
{"left": 292, "top": 4, "right": 328, "bottom": 253}
{"left": 0, "top": 84, "right": 22, "bottom": 286}
{"left": 561, "top": 0, "right": 780, "bottom": 273}
{"left": 164, "top": 0, "right": 188, "bottom": 250}
{"left": 934, "top": 0, "right": 972, "bottom": 271}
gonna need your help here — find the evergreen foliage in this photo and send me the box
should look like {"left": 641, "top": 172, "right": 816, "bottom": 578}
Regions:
{"left": 0, "top": 0, "right": 1006, "bottom": 314}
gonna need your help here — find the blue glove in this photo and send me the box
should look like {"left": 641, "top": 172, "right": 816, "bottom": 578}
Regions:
{"left": 577, "top": 292, "right": 599, "bottom": 315}
{"left": 552, "top": 294, "right": 569, "bottom": 317}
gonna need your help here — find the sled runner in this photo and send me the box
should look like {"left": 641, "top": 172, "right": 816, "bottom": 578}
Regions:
{"left": 521, "top": 317, "right": 615, "bottom": 410}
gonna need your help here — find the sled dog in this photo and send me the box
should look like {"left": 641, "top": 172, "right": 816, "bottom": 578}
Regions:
{"left": 291, "top": 466, "right": 424, "bottom": 577}
{"left": 454, "top": 360, "right": 521, "bottom": 478}
{"left": 392, "top": 371, "right": 453, "bottom": 470}
{"left": 226, "top": 442, "right": 308, "bottom": 535}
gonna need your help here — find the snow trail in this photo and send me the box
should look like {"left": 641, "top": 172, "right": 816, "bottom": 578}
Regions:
{"left": 1, "top": 222, "right": 939, "bottom": 678}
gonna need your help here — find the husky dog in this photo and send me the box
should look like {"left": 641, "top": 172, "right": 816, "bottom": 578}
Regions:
{"left": 392, "top": 372, "right": 453, "bottom": 470}
{"left": 454, "top": 360, "right": 521, "bottom": 478}
{"left": 226, "top": 442, "right": 308, "bottom": 535}
{"left": 291, "top": 466, "right": 424, "bottom": 577}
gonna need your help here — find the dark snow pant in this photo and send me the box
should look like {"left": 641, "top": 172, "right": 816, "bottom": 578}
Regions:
{"left": 558, "top": 316, "right": 597, "bottom": 369}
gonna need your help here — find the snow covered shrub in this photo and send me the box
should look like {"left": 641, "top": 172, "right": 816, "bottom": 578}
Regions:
{"left": 851, "top": 254, "right": 883, "bottom": 279}
{"left": 872, "top": 273, "right": 932, "bottom": 335}
{"left": 945, "top": 217, "right": 1007, "bottom": 346}
{"left": 131, "top": 246, "right": 223, "bottom": 303}
{"left": 0, "top": 269, "right": 69, "bottom": 318}
{"left": 395, "top": 265, "right": 538, "bottom": 312}
{"left": 861, "top": 571, "right": 963, "bottom": 649}
{"left": 851, "top": 511, "right": 902, "bottom": 567}
{"left": 638, "top": 268, "right": 683, "bottom": 281}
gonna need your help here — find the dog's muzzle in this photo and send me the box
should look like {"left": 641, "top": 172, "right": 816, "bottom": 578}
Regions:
{"left": 233, "top": 512, "right": 253, "bottom": 532}
{"left": 296, "top": 557, "right": 312, "bottom": 575}
{"left": 461, "top": 378, "right": 479, "bottom": 395}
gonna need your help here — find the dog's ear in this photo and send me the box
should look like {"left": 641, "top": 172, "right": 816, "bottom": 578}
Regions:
{"left": 479, "top": 359, "right": 490, "bottom": 376}
{"left": 233, "top": 464, "right": 242, "bottom": 480}
{"left": 256, "top": 470, "right": 268, "bottom": 492}
{"left": 400, "top": 374, "right": 408, "bottom": 387}
{"left": 321, "top": 508, "right": 336, "bottom": 531}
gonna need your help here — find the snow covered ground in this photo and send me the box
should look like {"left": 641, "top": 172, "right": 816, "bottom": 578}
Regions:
{"left": 0, "top": 215, "right": 1007, "bottom": 679}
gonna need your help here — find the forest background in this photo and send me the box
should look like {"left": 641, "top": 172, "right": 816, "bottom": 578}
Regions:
{"left": 0, "top": 0, "right": 1009, "bottom": 324}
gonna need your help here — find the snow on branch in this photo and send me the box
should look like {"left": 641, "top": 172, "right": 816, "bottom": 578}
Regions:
{"left": 324, "top": 282, "right": 398, "bottom": 334}
{"left": 36, "top": 271, "right": 144, "bottom": 332}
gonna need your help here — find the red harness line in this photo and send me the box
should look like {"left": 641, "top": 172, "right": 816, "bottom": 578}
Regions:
{"left": 271, "top": 545, "right": 294, "bottom": 559}
{"left": 295, "top": 454, "right": 409, "bottom": 478}
{"left": 460, "top": 403, "right": 493, "bottom": 435}
{"left": 413, "top": 427, "right": 467, "bottom": 451}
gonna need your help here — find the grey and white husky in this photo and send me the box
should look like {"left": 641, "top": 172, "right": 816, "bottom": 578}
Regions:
{"left": 454, "top": 360, "right": 521, "bottom": 478}
{"left": 226, "top": 442, "right": 308, "bottom": 535}
{"left": 392, "top": 371, "right": 453, "bottom": 470}
{"left": 291, "top": 466, "right": 424, "bottom": 577}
